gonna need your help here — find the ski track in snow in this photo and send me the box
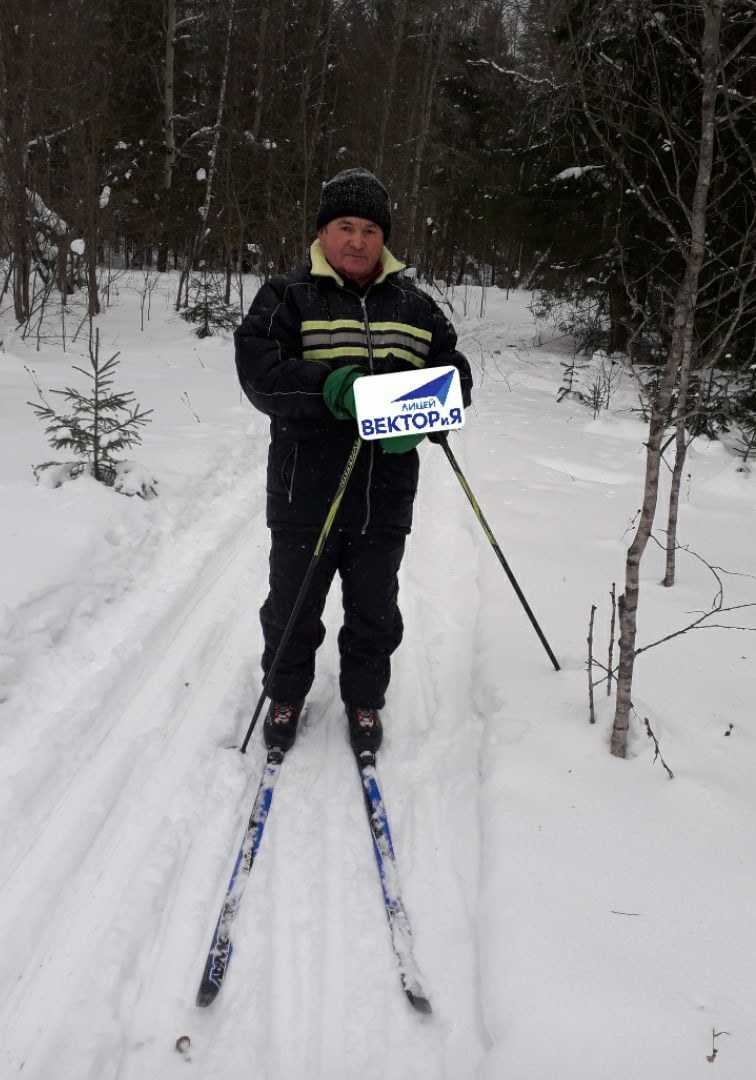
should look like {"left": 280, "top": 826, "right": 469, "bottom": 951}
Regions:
{"left": 0, "top": 418, "right": 493, "bottom": 1079}
{"left": 0, "top": 463, "right": 269, "bottom": 1076}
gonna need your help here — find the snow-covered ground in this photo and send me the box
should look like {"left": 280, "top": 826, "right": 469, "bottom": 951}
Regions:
{"left": 0, "top": 273, "right": 754, "bottom": 1080}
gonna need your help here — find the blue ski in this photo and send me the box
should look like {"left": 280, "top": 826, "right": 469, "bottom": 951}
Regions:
{"left": 196, "top": 747, "right": 284, "bottom": 1007}
{"left": 356, "top": 750, "right": 432, "bottom": 1014}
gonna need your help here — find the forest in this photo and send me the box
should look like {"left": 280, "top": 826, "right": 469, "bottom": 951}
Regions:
{"left": 1, "top": 0, "right": 753, "bottom": 375}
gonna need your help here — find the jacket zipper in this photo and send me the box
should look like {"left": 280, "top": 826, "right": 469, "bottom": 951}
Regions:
{"left": 359, "top": 293, "right": 375, "bottom": 533}
{"left": 359, "top": 294, "right": 375, "bottom": 372}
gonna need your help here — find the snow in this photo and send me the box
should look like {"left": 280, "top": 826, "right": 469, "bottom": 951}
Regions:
{"left": 553, "top": 165, "right": 605, "bottom": 181}
{"left": 1, "top": 274, "right": 755, "bottom": 1079}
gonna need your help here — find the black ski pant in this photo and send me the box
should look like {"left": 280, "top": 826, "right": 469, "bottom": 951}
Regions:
{"left": 260, "top": 527, "right": 406, "bottom": 709}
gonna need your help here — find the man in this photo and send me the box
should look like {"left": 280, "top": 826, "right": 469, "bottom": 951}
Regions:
{"left": 235, "top": 167, "right": 472, "bottom": 757}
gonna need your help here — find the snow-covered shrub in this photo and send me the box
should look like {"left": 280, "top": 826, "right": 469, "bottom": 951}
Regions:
{"left": 558, "top": 352, "right": 625, "bottom": 418}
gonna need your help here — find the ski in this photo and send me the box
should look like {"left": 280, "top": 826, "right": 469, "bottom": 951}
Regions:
{"left": 196, "top": 747, "right": 284, "bottom": 1007}
{"left": 356, "top": 750, "right": 432, "bottom": 1014}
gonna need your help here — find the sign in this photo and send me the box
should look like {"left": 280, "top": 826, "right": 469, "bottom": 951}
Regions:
{"left": 353, "top": 366, "right": 465, "bottom": 442}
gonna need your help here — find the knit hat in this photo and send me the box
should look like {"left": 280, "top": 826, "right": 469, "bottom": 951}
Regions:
{"left": 316, "top": 168, "right": 392, "bottom": 241}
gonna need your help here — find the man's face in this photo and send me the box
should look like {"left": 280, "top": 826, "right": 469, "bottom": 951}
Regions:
{"left": 318, "top": 217, "right": 384, "bottom": 286}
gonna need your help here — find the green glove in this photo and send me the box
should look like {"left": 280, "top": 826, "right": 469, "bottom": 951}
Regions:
{"left": 380, "top": 433, "right": 425, "bottom": 454}
{"left": 323, "top": 365, "right": 365, "bottom": 419}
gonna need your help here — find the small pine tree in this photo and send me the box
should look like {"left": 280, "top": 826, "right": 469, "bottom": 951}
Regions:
{"left": 29, "top": 327, "right": 156, "bottom": 496}
{"left": 181, "top": 271, "right": 238, "bottom": 338}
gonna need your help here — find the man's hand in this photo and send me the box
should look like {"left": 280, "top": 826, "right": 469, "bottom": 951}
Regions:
{"left": 323, "top": 364, "right": 365, "bottom": 419}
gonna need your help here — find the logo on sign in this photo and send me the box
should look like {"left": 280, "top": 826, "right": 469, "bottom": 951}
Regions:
{"left": 353, "top": 365, "right": 465, "bottom": 442}
{"left": 392, "top": 369, "right": 455, "bottom": 411}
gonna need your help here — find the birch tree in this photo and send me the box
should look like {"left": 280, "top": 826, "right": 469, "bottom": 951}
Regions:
{"left": 176, "top": 0, "right": 236, "bottom": 310}
{"left": 563, "top": 0, "right": 740, "bottom": 756}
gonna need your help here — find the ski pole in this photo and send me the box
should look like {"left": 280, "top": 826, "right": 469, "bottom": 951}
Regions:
{"left": 240, "top": 437, "right": 363, "bottom": 753}
{"left": 435, "top": 433, "right": 561, "bottom": 672}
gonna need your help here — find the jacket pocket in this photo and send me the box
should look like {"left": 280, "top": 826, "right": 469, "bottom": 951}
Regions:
{"left": 281, "top": 443, "right": 299, "bottom": 503}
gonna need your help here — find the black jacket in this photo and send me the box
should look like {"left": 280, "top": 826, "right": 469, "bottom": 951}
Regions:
{"left": 235, "top": 241, "right": 472, "bottom": 534}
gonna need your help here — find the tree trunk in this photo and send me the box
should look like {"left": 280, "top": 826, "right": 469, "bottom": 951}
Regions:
{"left": 611, "top": 0, "right": 724, "bottom": 757}
{"left": 196, "top": 0, "right": 236, "bottom": 253}
{"left": 177, "top": 0, "right": 236, "bottom": 310}
{"left": 158, "top": 0, "right": 177, "bottom": 273}
{"left": 375, "top": 0, "right": 408, "bottom": 177}
{"left": 406, "top": 9, "right": 451, "bottom": 263}
{"left": 0, "top": 10, "right": 32, "bottom": 323}
{"left": 299, "top": 0, "right": 336, "bottom": 252}
{"left": 251, "top": 0, "right": 272, "bottom": 142}
{"left": 662, "top": 336, "right": 693, "bottom": 587}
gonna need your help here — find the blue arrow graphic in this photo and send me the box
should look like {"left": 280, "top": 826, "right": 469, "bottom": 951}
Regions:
{"left": 392, "top": 370, "right": 455, "bottom": 407}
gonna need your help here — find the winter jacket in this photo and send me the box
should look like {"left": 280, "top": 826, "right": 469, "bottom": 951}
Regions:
{"left": 235, "top": 240, "right": 473, "bottom": 534}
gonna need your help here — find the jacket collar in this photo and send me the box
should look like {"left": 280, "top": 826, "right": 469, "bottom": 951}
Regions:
{"left": 309, "top": 239, "right": 405, "bottom": 286}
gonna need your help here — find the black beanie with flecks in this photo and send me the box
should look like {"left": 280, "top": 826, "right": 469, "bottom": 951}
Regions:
{"left": 316, "top": 168, "right": 392, "bottom": 241}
